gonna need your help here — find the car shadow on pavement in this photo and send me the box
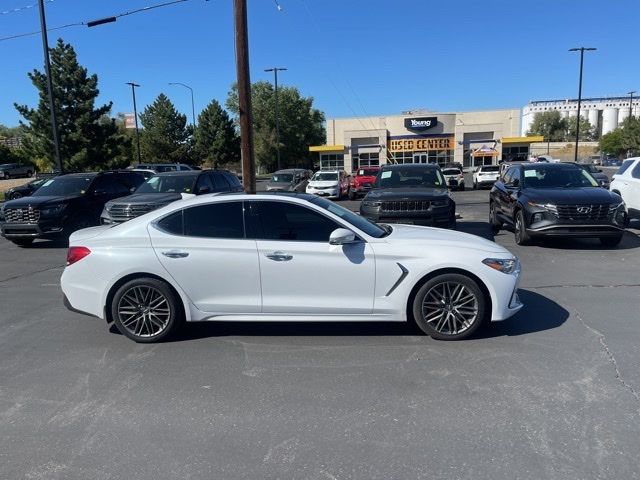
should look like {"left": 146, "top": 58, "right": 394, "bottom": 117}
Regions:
{"left": 455, "top": 221, "right": 495, "bottom": 241}
{"left": 475, "top": 289, "right": 568, "bottom": 339}
{"left": 164, "top": 289, "right": 566, "bottom": 342}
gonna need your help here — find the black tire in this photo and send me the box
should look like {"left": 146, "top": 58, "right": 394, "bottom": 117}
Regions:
{"left": 473, "top": 181, "right": 478, "bottom": 190}
{"left": 460, "top": 183, "right": 465, "bottom": 191}
{"left": 3, "top": 172, "right": 10, "bottom": 180}
{"left": 27, "top": 170, "right": 34, "bottom": 178}
{"left": 348, "top": 189, "right": 356, "bottom": 200}
{"left": 412, "top": 273, "right": 487, "bottom": 340}
{"left": 600, "top": 235, "right": 623, "bottom": 247}
{"left": 111, "top": 277, "right": 183, "bottom": 343}
{"left": 11, "top": 238, "right": 34, "bottom": 247}
{"left": 10, "top": 192, "right": 23, "bottom": 200}
{"left": 514, "top": 209, "right": 532, "bottom": 245}
{"left": 489, "top": 201, "right": 502, "bottom": 233}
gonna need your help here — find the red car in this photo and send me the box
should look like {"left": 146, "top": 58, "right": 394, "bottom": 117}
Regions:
{"left": 349, "top": 166, "right": 380, "bottom": 200}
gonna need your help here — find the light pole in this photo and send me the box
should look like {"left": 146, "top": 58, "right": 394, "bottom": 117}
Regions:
{"left": 628, "top": 90, "right": 636, "bottom": 119}
{"left": 37, "top": 0, "right": 63, "bottom": 173}
{"left": 569, "top": 47, "right": 596, "bottom": 162}
{"left": 264, "top": 67, "right": 287, "bottom": 171}
{"left": 126, "top": 82, "right": 142, "bottom": 165}
{"left": 169, "top": 82, "right": 196, "bottom": 127}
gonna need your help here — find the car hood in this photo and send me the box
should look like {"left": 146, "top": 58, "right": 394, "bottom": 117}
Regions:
{"left": 106, "top": 192, "right": 183, "bottom": 206}
{"left": 523, "top": 187, "right": 619, "bottom": 204}
{"left": 309, "top": 180, "right": 339, "bottom": 187}
{"left": 364, "top": 188, "right": 450, "bottom": 201}
{"left": 385, "top": 224, "right": 509, "bottom": 254}
{"left": 2, "top": 195, "right": 78, "bottom": 208}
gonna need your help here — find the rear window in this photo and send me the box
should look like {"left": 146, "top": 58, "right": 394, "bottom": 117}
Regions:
{"left": 479, "top": 166, "right": 499, "bottom": 172}
{"left": 442, "top": 168, "right": 461, "bottom": 175}
{"left": 358, "top": 169, "right": 378, "bottom": 176}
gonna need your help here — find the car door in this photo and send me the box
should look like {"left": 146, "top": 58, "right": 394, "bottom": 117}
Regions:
{"left": 493, "top": 168, "right": 512, "bottom": 219}
{"left": 627, "top": 160, "right": 640, "bottom": 212}
{"left": 246, "top": 199, "right": 376, "bottom": 314}
{"left": 148, "top": 200, "right": 262, "bottom": 313}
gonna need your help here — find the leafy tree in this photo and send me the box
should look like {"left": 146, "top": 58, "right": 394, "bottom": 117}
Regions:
{"left": 527, "top": 111, "right": 567, "bottom": 141}
{"left": 226, "top": 81, "right": 325, "bottom": 172}
{"left": 566, "top": 115, "right": 597, "bottom": 141}
{"left": 139, "top": 93, "right": 192, "bottom": 163}
{"left": 194, "top": 100, "right": 239, "bottom": 167}
{"left": 600, "top": 116, "right": 640, "bottom": 157}
{"left": 15, "top": 39, "right": 130, "bottom": 172}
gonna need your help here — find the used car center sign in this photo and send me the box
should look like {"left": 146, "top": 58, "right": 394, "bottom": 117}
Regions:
{"left": 388, "top": 137, "right": 454, "bottom": 152}
{"left": 404, "top": 116, "right": 437, "bottom": 131}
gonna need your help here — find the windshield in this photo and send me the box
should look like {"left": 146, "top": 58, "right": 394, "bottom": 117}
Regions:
{"left": 376, "top": 167, "right": 445, "bottom": 188}
{"left": 32, "top": 176, "right": 93, "bottom": 197}
{"left": 522, "top": 167, "right": 599, "bottom": 188}
{"left": 312, "top": 172, "right": 338, "bottom": 182}
{"left": 136, "top": 175, "right": 197, "bottom": 194}
{"left": 358, "top": 169, "right": 378, "bottom": 176}
{"left": 479, "top": 166, "right": 499, "bottom": 172}
{"left": 271, "top": 173, "right": 293, "bottom": 183}
{"left": 309, "top": 196, "right": 387, "bottom": 238}
{"left": 442, "top": 168, "right": 461, "bottom": 175}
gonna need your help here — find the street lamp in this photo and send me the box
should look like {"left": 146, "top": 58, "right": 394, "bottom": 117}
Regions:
{"left": 264, "top": 67, "right": 287, "bottom": 171}
{"left": 169, "top": 82, "right": 196, "bottom": 127}
{"left": 628, "top": 90, "right": 636, "bottom": 120}
{"left": 37, "top": 0, "right": 63, "bottom": 173}
{"left": 568, "top": 47, "right": 596, "bottom": 162}
{"left": 126, "top": 82, "right": 142, "bottom": 165}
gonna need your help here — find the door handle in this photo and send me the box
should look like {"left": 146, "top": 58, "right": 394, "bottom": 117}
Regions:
{"left": 162, "top": 250, "right": 189, "bottom": 258}
{"left": 265, "top": 251, "right": 293, "bottom": 261}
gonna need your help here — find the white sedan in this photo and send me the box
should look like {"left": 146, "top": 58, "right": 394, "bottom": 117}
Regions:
{"left": 472, "top": 165, "right": 501, "bottom": 189}
{"left": 61, "top": 194, "right": 523, "bottom": 343}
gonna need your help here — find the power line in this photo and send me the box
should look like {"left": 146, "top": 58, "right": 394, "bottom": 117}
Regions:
{"left": 1, "top": 0, "right": 56, "bottom": 16}
{"left": 0, "top": 0, "right": 190, "bottom": 43}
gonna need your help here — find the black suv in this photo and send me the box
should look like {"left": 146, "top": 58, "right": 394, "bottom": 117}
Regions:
{"left": 489, "top": 163, "right": 626, "bottom": 246}
{"left": 359, "top": 164, "right": 455, "bottom": 228}
{"left": 0, "top": 171, "right": 144, "bottom": 246}
{"left": 100, "top": 169, "right": 244, "bottom": 224}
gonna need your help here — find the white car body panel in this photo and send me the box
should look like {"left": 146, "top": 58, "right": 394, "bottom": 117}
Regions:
{"left": 61, "top": 194, "right": 523, "bottom": 327}
{"left": 610, "top": 158, "right": 640, "bottom": 217}
{"left": 473, "top": 168, "right": 500, "bottom": 185}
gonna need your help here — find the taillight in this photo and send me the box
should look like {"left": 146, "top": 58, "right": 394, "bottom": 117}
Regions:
{"left": 67, "top": 246, "right": 91, "bottom": 266}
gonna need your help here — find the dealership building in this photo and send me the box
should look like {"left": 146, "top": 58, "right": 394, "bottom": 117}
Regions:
{"left": 309, "top": 109, "right": 539, "bottom": 172}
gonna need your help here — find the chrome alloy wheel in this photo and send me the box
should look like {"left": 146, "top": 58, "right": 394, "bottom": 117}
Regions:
{"left": 116, "top": 285, "right": 171, "bottom": 338}
{"left": 421, "top": 281, "right": 479, "bottom": 335}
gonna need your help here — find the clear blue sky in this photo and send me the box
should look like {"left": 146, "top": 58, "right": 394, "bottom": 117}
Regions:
{"left": 1, "top": 0, "right": 639, "bottom": 127}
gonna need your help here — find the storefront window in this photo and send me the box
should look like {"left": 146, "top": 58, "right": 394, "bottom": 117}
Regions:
{"left": 502, "top": 145, "right": 529, "bottom": 163}
{"left": 320, "top": 153, "right": 344, "bottom": 170}
{"left": 353, "top": 153, "right": 380, "bottom": 170}
{"left": 391, "top": 150, "right": 453, "bottom": 166}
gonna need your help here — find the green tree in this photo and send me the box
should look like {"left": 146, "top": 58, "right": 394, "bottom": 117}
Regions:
{"left": 566, "top": 115, "right": 597, "bottom": 141}
{"left": 226, "top": 81, "right": 325, "bottom": 172}
{"left": 526, "top": 111, "right": 567, "bottom": 141}
{"left": 139, "top": 93, "right": 192, "bottom": 163}
{"left": 600, "top": 116, "right": 640, "bottom": 157}
{"left": 15, "top": 39, "right": 130, "bottom": 172}
{"left": 194, "top": 100, "right": 239, "bottom": 167}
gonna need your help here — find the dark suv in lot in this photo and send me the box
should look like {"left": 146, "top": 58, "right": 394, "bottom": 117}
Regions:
{"left": 0, "top": 171, "right": 144, "bottom": 246}
{"left": 359, "top": 163, "right": 455, "bottom": 228}
{"left": 100, "top": 169, "right": 244, "bottom": 224}
{"left": 489, "top": 162, "right": 626, "bottom": 246}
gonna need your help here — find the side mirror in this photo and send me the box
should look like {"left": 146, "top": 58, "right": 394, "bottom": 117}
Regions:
{"left": 329, "top": 228, "right": 357, "bottom": 245}
{"left": 197, "top": 186, "right": 211, "bottom": 194}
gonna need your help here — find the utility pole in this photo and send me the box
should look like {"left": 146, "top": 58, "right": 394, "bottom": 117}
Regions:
{"left": 265, "top": 67, "right": 287, "bottom": 171}
{"left": 37, "top": 0, "right": 63, "bottom": 173}
{"left": 234, "top": 0, "right": 256, "bottom": 193}
{"left": 628, "top": 91, "right": 636, "bottom": 119}
{"left": 569, "top": 47, "right": 596, "bottom": 162}
{"left": 126, "top": 82, "right": 142, "bottom": 165}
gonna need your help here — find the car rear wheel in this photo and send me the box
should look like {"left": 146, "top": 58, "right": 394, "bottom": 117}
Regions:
{"left": 489, "top": 202, "right": 502, "bottom": 232}
{"left": 111, "top": 278, "right": 182, "bottom": 343}
{"left": 3, "top": 172, "right": 10, "bottom": 179}
{"left": 600, "top": 235, "right": 623, "bottom": 247}
{"left": 459, "top": 183, "right": 465, "bottom": 191}
{"left": 412, "top": 273, "right": 486, "bottom": 340}
{"left": 27, "top": 170, "right": 34, "bottom": 178}
{"left": 514, "top": 210, "right": 531, "bottom": 245}
{"left": 473, "top": 181, "right": 478, "bottom": 190}
{"left": 348, "top": 189, "right": 356, "bottom": 200}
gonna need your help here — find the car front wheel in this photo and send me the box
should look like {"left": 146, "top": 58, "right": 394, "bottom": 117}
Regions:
{"left": 514, "top": 209, "right": 531, "bottom": 245}
{"left": 412, "top": 273, "right": 486, "bottom": 340}
{"left": 489, "top": 201, "right": 502, "bottom": 232}
{"left": 111, "top": 278, "right": 182, "bottom": 343}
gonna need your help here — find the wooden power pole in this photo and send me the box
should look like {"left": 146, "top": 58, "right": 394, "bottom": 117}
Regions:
{"left": 234, "top": 0, "right": 256, "bottom": 193}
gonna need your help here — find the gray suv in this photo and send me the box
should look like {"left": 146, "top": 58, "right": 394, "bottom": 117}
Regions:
{"left": 265, "top": 168, "right": 310, "bottom": 192}
{"left": 0, "top": 163, "right": 35, "bottom": 179}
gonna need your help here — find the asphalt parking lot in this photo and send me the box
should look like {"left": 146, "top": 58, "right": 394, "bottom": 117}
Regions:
{"left": 1, "top": 184, "right": 640, "bottom": 479}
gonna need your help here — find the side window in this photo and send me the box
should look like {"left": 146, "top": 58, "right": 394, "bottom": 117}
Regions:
{"left": 195, "top": 173, "right": 214, "bottom": 194}
{"left": 183, "top": 202, "right": 244, "bottom": 238}
{"left": 502, "top": 169, "right": 513, "bottom": 185}
{"left": 119, "top": 173, "right": 144, "bottom": 190}
{"left": 221, "top": 171, "right": 242, "bottom": 188}
{"left": 631, "top": 161, "right": 640, "bottom": 180}
{"left": 247, "top": 201, "right": 341, "bottom": 242}
{"left": 91, "top": 175, "right": 130, "bottom": 196}
{"left": 157, "top": 210, "right": 184, "bottom": 235}
{"left": 210, "top": 172, "right": 230, "bottom": 191}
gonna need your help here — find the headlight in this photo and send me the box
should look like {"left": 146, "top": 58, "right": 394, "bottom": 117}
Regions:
{"left": 40, "top": 204, "right": 66, "bottom": 216}
{"left": 431, "top": 199, "right": 449, "bottom": 207}
{"left": 361, "top": 200, "right": 381, "bottom": 208}
{"left": 482, "top": 257, "right": 520, "bottom": 275}
{"left": 527, "top": 202, "right": 558, "bottom": 214}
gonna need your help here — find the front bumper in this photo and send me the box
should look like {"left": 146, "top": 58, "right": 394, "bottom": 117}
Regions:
{"left": 527, "top": 224, "right": 624, "bottom": 238}
{"left": 360, "top": 206, "right": 454, "bottom": 227}
{"left": 306, "top": 187, "right": 339, "bottom": 198}
{"left": 0, "top": 219, "right": 64, "bottom": 239}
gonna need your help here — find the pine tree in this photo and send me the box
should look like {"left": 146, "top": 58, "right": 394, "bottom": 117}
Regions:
{"left": 15, "top": 39, "right": 130, "bottom": 172}
{"left": 139, "top": 94, "right": 191, "bottom": 163}
{"left": 194, "top": 100, "right": 239, "bottom": 167}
